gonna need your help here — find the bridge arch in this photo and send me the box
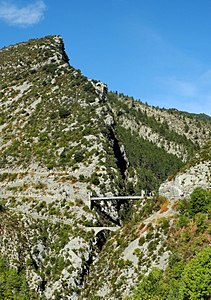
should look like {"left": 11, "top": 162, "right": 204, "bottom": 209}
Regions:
{"left": 85, "top": 226, "right": 119, "bottom": 236}
{"left": 94, "top": 227, "right": 118, "bottom": 236}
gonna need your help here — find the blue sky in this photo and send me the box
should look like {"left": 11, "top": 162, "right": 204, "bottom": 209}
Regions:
{"left": 1, "top": 0, "right": 211, "bottom": 115}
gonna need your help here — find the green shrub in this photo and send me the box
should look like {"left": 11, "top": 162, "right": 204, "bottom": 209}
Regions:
{"left": 0, "top": 201, "right": 6, "bottom": 212}
{"left": 0, "top": 257, "right": 32, "bottom": 299}
{"left": 189, "top": 187, "right": 211, "bottom": 216}
{"left": 59, "top": 107, "right": 70, "bottom": 118}
{"left": 179, "top": 247, "right": 211, "bottom": 299}
{"left": 91, "top": 175, "right": 100, "bottom": 186}
{"left": 178, "top": 215, "right": 189, "bottom": 227}
{"left": 178, "top": 188, "right": 211, "bottom": 217}
{"left": 43, "top": 63, "right": 57, "bottom": 74}
{"left": 74, "top": 151, "right": 84, "bottom": 163}
{"left": 79, "top": 174, "right": 85, "bottom": 181}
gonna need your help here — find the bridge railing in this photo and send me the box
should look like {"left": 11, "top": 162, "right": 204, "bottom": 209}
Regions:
{"left": 88, "top": 195, "right": 146, "bottom": 209}
{"left": 90, "top": 196, "right": 143, "bottom": 201}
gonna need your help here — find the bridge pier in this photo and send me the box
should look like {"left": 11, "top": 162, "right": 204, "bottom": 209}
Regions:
{"left": 86, "top": 194, "right": 147, "bottom": 233}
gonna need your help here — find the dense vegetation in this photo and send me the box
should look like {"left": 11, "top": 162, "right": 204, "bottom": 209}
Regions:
{"left": 108, "top": 92, "right": 209, "bottom": 155}
{"left": 128, "top": 247, "right": 211, "bottom": 300}
{"left": 128, "top": 188, "right": 211, "bottom": 300}
{"left": 116, "top": 125, "right": 183, "bottom": 193}
{"left": 0, "top": 257, "right": 33, "bottom": 299}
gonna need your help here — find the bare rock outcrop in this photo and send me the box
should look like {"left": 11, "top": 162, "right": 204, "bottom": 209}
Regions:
{"left": 159, "top": 160, "right": 211, "bottom": 199}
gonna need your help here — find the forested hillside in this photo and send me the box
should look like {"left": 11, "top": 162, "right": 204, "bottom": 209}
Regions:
{"left": 108, "top": 91, "right": 210, "bottom": 193}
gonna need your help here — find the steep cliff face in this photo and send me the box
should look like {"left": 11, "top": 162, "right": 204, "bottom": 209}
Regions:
{"left": 0, "top": 35, "right": 127, "bottom": 299}
{"left": 0, "top": 36, "right": 210, "bottom": 299}
{"left": 0, "top": 36, "right": 128, "bottom": 222}
{"left": 159, "top": 141, "right": 211, "bottom": 199}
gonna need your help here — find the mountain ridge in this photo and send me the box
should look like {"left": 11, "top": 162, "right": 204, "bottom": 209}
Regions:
{"left": 0, "top": 35, "right": 210, "bottom": 299}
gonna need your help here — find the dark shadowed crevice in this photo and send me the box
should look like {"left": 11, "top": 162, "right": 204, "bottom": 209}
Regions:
{"left": 108, "top": 128, "right": 127, "bottom": 179}
{"left": 116, "top": 199, "right": 133, "bottom": 225}
{"left": 79, "top": 230, "right": 111, "bottom": 287}
{"left": 39, "top": 278, "right": 47, "bottom": 293}
{"left": 92, "top": 201, "right": 121, "bottom": 226}
{"left": 94, "top": 230, "right": 111, "bottom": 251}
{"left": 79, "top": 250, "right": 93, "bottom": 285}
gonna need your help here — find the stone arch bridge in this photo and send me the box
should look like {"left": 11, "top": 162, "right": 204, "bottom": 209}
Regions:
{"left": 84, "top": 226, "right": 120, "bottom": 235}
{"left": 86, "top": 194, "right": 146, "bottom": 234}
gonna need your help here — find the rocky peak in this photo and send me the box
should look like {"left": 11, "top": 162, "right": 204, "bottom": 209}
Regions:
{"left": 0, "top": 35, "right": 69, "bottom": 74}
